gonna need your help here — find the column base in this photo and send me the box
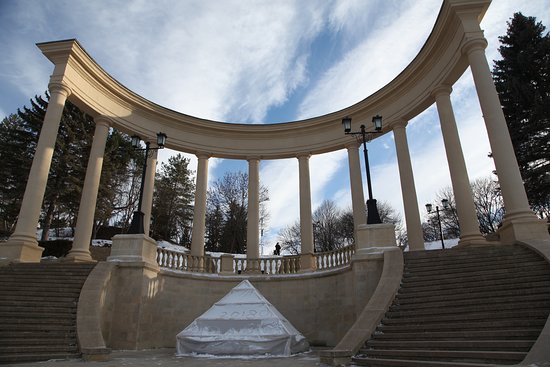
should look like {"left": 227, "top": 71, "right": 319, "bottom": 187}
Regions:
{"left": 64, "top": 249, "right": 96, "bottom": 263}
{"left": 457, "top": 232, "right": 489, "bottom": 247}
{"left": 0, "top": 235, "right": 44, "bottom": 263}
{"left": 498, "top": 212, "right": 550, "bottom": 244}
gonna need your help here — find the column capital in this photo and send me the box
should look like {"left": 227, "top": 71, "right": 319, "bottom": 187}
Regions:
{"left": 196, "top": 152, "right": 211, "bottom": 160}
{"left": 48, "top": 82, "right": 72, "bottom": 97}
{"left": 247, "top": 156, "right": 261, "bottom": 163}
{"left": 94, "top": 115, "right": 112, "bottom": 128}
{"left": 345, "top": 141, "right": 361, "bottom": 150}
{"left": 392, "top": 119, "right": 408, "bottom": 130}
{"left": 431, "top": 85, "right": 453, "bottom": 99}
{"left": 297, "top": 153, "right": 311, "bottom": 161}
{"left": 461, "top": 37, "right": 488, "bottom": 56}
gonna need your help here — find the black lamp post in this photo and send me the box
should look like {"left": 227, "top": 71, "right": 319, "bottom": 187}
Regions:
{"left": 425, "top": 199, "right": 449, "bottom": 249}
{"left": 128, "top": 132, "right": 167, "bottom": 234}
{"left": 342, "top": 115, "right": 383, "bottom": 224}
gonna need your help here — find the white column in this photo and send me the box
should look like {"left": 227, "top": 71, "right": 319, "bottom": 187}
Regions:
{"left": 68, "top": 116, "right": 111, "bottom": 262}
{"left": 247, "top": 158, "right": 260, "bottom": 260}
{"left": 142, "top": 148, "right": 158, "bottom": 237}
{"left": 392, "top": 121, "right": 424, "bottom": 251}
{"left": 0, "top": 82, "right": 71, "bottom": 262}
{"left": 297, "top": 154, "right": 316, "bottom": 271}
{"left": 346, "top": 143, "right": 367, "bottom": 231}
{"left": 191, "top": 154, "right": 209, "bottom": 257}
{"left": 462, "top": 38, "right": 548, "bottom": 241}
{"left": 298, "top": 154, "right": 314, "bottom": 254}
{"left": 433, "top": 85, "right": 485, "bottom": 244}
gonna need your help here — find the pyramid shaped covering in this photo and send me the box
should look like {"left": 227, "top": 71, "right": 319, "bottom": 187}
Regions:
{"left": 176, "top": 280, "right": 309, "bottom": 356}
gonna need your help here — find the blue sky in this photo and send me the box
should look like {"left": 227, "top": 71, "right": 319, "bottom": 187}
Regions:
{"left": 1, "top": 0, "right": 549, "bottom": 253}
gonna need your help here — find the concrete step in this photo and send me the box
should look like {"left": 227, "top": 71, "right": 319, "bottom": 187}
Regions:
{"left": 0, "top": 307, "right": 76, "bottom": 317}
{"left": 350, "top": 357, "right": 502, "bottom": 366}
{"left": 403, "top": 258, "right": 547, "bottom": 278}
{"left": 381, "top": 309, "right": 548, "bottom": 325}
{"left": 357, "top": 349, "right": 525, "bottom": 364}
{"left": 365, "top": 340, "right": 535, "bottom": 352}
{"left": 397, "top": 278, "right": 550, "bottom": 299}
{"left": 371, "top": 329, "right": 541, "bottom": 340}
{"left": 393, "top": 288, "right": 550, "bottom": 309}
{"left": 387, "top": 299, "right": 550, "bottom": 318}
{"left": 0, "top": 352, "right": 80, "bottom": 364}
{"left": 403, "top": 245, "right": 523, "bottom": 260}
{"left": 404, "top": 255, "right": 547, "bottom": 270}
{"left": 377, "top": 318, "right": 547, "bottom": 333}
{"left": 403, "top": 251, "right": 536, "bottom": 269}
{"left": 0, "top": 293, "right": 79, "bottom": 303}
{"left": 2, "top": 316, "right": 75, "bottom": 326}
{"left": 401, "top": 264, "right": 550, "bottom": 284}
{"left": 0, "top": 329, "right": 76, "bottom": 340}
{"left": 399, "top": 270, "right": 550, "bottom": 291}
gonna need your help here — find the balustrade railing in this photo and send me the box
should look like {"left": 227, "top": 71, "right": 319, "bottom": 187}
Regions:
{"left": 234, "top": 256, "right": 301, "bottom": 274}
{"left": 314, "top": 244, "right": 355, "bottom": 270}
{"left": 156, "top": 244, "right": 355, "bottom": 275}
{"left": 156, "top": 248, "right": 219, "bottom": 273}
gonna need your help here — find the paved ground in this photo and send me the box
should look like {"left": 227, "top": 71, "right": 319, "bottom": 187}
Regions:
{"left": 8, "top": 349, "right": 329, "bottom": 367}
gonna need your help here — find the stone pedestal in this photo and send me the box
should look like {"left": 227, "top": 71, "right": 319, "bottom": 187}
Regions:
{"left": 299, "top": 253, "right": 316, "bottom": 273}
{"left": 219, "top": 254, "right": 234, "bottom": 275}
{"left": 498, "top": 216, "right": 550, "bottom": 245}
{"left": 0, "top": 240, "right": 44, "bottom": 263}
{"left": 107, "top": 234, "right": 159, "bottom": 269}
{"left": 355, "top": 223, "right": 397, "bottom": 258}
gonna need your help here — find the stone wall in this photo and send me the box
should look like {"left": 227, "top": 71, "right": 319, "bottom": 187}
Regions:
{"left": 100, "top": 256, "right": 384, "bottom": 350}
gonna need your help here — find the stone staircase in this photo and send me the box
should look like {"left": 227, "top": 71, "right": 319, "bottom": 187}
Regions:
{"left": 352, "top": 244, "right": 550, "bottom": 366}
{"left": 0, "top": 262, "right": 96, "bottom": 364}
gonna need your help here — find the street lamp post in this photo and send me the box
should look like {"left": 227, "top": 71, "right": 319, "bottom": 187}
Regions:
{"left": 127, "top": 132, "right": 167, "bottom": 234}
{"left": 425, "top": 199, "right": 449, "bottom": 249}
{"left": 342, "top": 115, "right": 383, "bottom": 224}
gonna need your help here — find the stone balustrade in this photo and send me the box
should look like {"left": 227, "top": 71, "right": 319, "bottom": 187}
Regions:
{"left": 315, "top": 244, "right": 355, "bottom": 270}
{"left": 156, "top": 244, "right": 356, "bottom": 275}
{"left": 156, "top": 248, "right": 219, "bottom": 273}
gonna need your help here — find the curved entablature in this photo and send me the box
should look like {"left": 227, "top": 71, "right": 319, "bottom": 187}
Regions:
{"left": 36, "top": 0, "right": 490, "bottom": 160}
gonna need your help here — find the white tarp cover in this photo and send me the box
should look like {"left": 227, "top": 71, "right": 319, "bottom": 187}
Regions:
{"left": 176, "top": 280, "right": 309, "bottom": 356}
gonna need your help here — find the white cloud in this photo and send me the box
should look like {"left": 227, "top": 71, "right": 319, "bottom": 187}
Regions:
{"left": 297, "top": 0, "right": 441, "bottom": 119}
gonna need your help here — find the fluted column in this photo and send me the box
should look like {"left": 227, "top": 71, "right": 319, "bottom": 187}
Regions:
{"left": 247, "top": 158, "right": 260, "bottom": 261}
{"left": 346, "top": 143, "right": 367, "bottom": 231}
{"left": 191, "top": 154, "right": 209, "bottom": 257}
{"left": 393, "top": 121, "right": 424, "bottom": 251}
{"left": 0, "top": 82, "right": 71, "bottom": 262}
{"left": 142, "top": 148, "right": 158, "bottom": 237}
{"left": 462, "top": 38, "right": 548, "bottom": 241}
{"left": 67, "top": 116, "right": 111, "bottom": 262}
{"left": 433, "top": 85, "right": 485, "bottom": 244}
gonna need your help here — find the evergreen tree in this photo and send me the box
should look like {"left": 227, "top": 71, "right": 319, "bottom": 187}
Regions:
{"left": 150, "top": 154, "right": 195, "bottom": 244}
{"left": 493, "top": 12, "right": 550, "bottom": 218}
{"left": 0, "top": 94, "right": 142, "bottom": 240}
